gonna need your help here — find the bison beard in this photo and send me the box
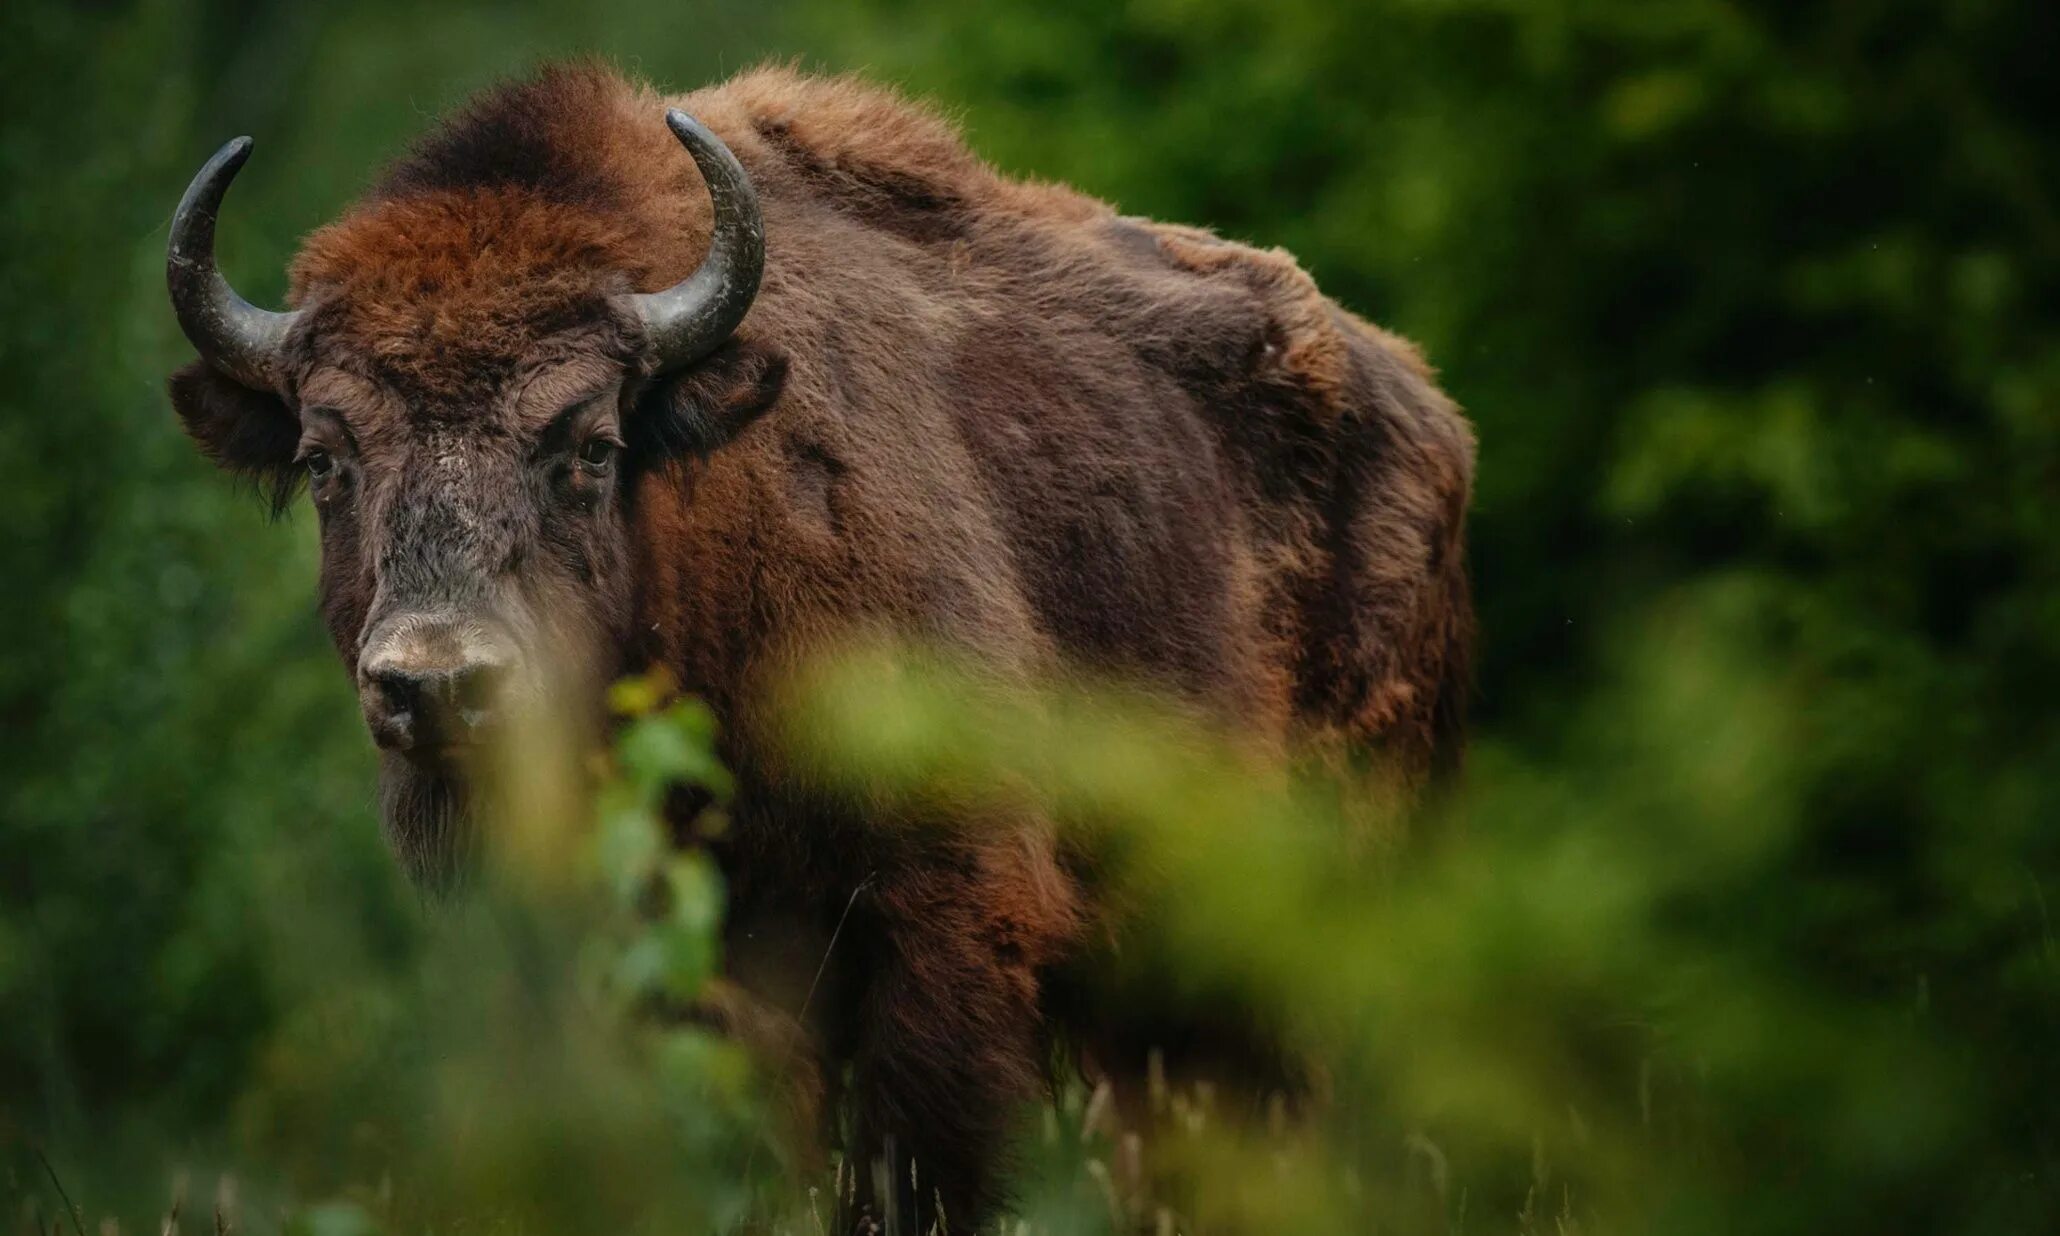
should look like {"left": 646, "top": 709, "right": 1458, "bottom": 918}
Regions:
{"left": 164, "top": 61, "right": 1474, "bottom": 1232}
{"left": 377, "top": 754, "right": 474, "bottom": 890}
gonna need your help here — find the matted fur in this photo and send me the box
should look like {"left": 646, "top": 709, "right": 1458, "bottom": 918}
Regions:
{"left": 168, "top": 61, "right": 1474, "bottom": 1230}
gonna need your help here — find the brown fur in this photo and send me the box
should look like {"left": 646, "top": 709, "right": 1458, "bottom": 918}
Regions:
{"left": 168, "top": 61, "right": 1474, "bottom": 1230}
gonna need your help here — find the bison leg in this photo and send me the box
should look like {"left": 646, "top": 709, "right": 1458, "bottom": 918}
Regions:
{"left": 844, "top": 839, "right": 1079, "bottom": 1234}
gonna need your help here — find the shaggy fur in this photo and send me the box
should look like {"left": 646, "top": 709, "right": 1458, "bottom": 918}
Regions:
{"left": 167, "top": 61, "right": 1474, "bottom": 1231}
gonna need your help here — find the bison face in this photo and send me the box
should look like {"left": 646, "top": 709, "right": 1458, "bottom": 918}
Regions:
{"left": 163, "top": 112, "right": 767, "bottom": 885}
{"left": 300, "top": 341, "right": 635, "bottom": 881}
{"left": 298, "top": 350, "right": 633, "bottom": 749}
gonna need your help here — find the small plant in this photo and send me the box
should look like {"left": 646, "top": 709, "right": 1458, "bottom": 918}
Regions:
{"left": 208, "top": 670, "right": 778, "bottom": 1236}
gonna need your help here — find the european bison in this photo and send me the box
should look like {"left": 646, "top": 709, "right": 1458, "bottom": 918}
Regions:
{"left": 165, "top": 63, "right": 1474, "bottom": 1229}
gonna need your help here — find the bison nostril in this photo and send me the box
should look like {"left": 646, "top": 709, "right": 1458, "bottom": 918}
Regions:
{"left": 372, "top": 666, "right": 421, "bottom": 714}
{"left": 449, "top": 659, "right": 510, "bottom": 728}
{"left": 360, "top": 664, "right": 424, "bottom": 750}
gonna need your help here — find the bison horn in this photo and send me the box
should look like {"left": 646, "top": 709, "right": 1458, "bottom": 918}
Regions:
{"left": 167, "top": 136, "right": 300, "bottom": 393}
{"left": 627, "top": 110, "right": 765, "bottom": 375}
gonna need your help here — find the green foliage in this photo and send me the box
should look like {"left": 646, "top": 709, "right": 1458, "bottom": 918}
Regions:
{"left": 794, "top": 636, "right": 1979, "bottom": 1232}
{"left": 4, "top": 0, "right": 2058, "bottom": 1232}
{"left": 9, "top": 671, "right": 768, "bottom": 1233}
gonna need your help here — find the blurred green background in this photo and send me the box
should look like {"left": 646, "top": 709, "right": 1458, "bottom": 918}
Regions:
{"left": 4, "top": 0, "right": 2058, "bottom": 1231}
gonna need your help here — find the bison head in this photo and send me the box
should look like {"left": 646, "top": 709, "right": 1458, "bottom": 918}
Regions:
{"left": 164, "top": 110, "right": 767, "bottom": 883}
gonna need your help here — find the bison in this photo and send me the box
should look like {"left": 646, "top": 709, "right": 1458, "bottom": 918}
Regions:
{"left": 164, "top": 63, "right": 1474, "bottom": 1229}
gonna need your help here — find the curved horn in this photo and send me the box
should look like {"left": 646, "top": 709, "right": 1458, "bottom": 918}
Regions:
{"left": 628, "top": 110, "right": 766, "bottom": 374}
{"left": 167, "top": 137, "right": 299, "bottom": 392}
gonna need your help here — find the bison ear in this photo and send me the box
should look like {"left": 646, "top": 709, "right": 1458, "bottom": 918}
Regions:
{"left": 631, "top": 337, "right": 788, "bottom": 460}
{"left": 168, "top": 360, "right": 304, "bottom": 513}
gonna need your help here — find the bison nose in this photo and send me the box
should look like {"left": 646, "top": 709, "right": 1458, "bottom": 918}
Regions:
{"left": 357, "top": 623, "right": 516, "bottom": 755}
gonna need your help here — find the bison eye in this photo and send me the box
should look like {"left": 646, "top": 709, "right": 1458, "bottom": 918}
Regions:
{"left": 576, "top": 438, "right": 619, "bottom": 475}
{"left": 303, "top": 448, "right": 336, "bottom": 480}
